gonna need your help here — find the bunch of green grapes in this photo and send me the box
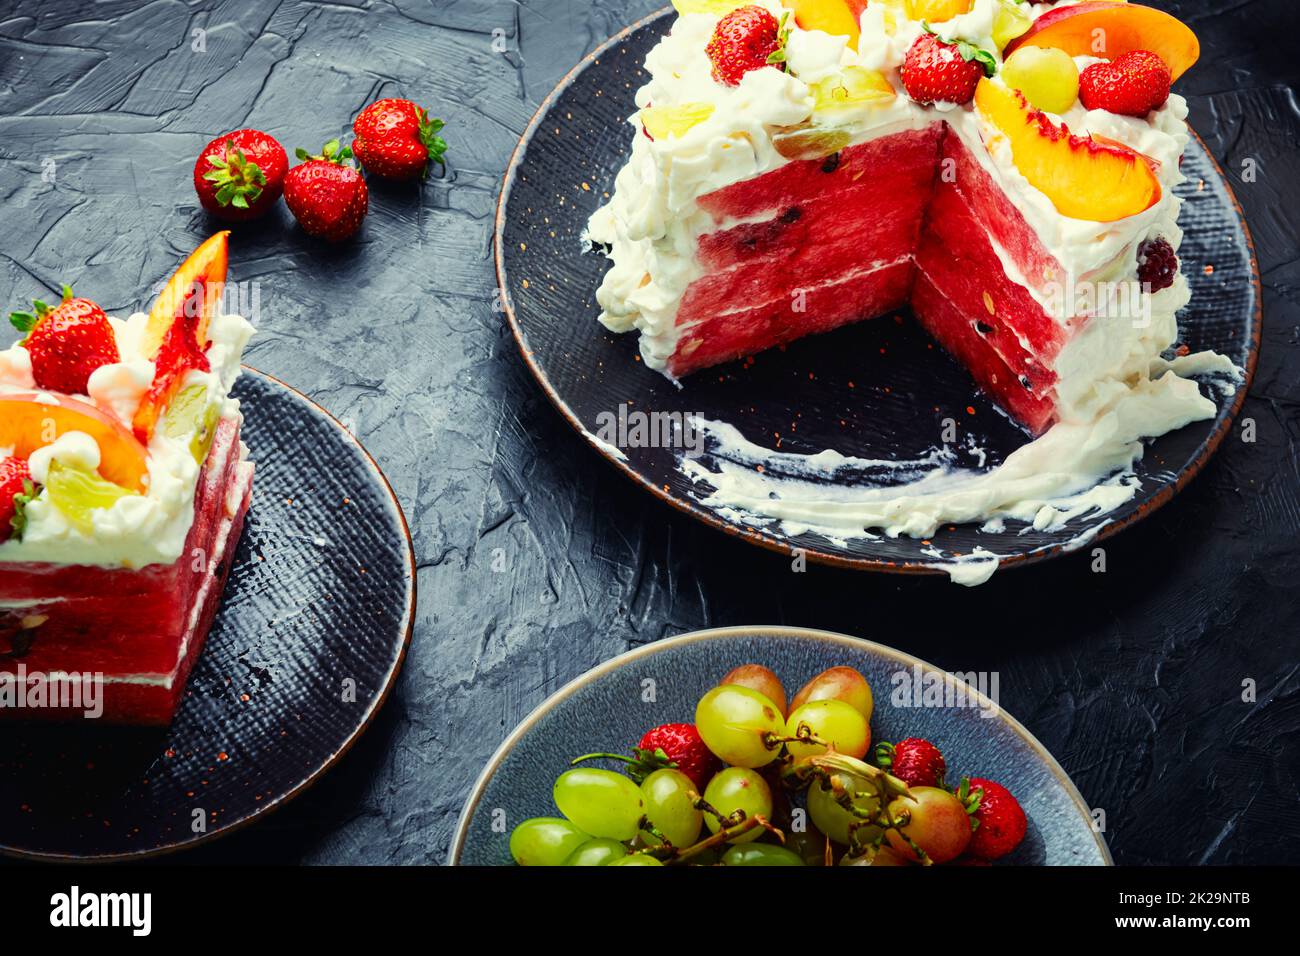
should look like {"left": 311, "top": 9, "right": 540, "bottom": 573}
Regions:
{"left": 506, "top": 661, "right": 1018, "bottom": 866}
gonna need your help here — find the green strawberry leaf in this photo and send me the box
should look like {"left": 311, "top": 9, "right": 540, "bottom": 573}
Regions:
{"left": 10, "top": 479, "right": 37, "bottom": 542}
{"left": 204, "top": 139, "right": 271, "bottom": 207}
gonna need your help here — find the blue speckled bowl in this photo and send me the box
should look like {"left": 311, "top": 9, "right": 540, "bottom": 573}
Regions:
{"left": 451, "top": 626, "right": 1110, "bottom": 866}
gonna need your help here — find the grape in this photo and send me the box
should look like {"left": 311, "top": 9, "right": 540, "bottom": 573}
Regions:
{"left": 884, "top": 786, "right": 973, "bottom": 864}
{"left": 702, "top": 767, "right": 773, "bottom": 844}
{"left": 992, "top": 0, "right": 1033, "bottom": 51}
{"left": 553, "top": 768, "right": 644, "bottom": 841}
{"left": 639, "top": 768, "right": 703, "bottom": 849}
{"left": 785, "top": 699, "right": 871, "bottom": 761}
{"left": 806, "top": 771, "right": 882, "bottom": 847}
{"left": 722, "top": 844, "right": 805, "bottom": 866}
{"left": 607, "top": 854, "right": 664, "bottom": 866}
{"left": 1001, "top": 46, "right": 1080, "bottom": 115}
{"left": 840, "top": 845, "right": 910, "bottom": 866}
{"left": 509, "top": 817, "right": 591, "bottom": 866}
{"left": 695, "top": 685, "right": 786, "bottom": 768}
{"left": 784, "top": 827, "right": 831, "bottom": 866}
{"left": 46, "top": 460, "right": 132, "bottom": 533}
{"left": 789, "top": 667, "right": 874, "bottom": 723}
{"left": 720, "top": 664, "right": 788, "bottom": 716}
{"left": 563, "top": 838, "right": 628, "bottom": 866}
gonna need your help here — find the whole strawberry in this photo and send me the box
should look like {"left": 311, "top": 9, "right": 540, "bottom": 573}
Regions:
{"left": 1079, "top": 50, "right": 1171, "bottom": 117}
{"left": 193, "top": 129, "right": 288, "bottom": 221}
{"left": 636, "top": 723, "right": 721, "bottom": 790}
{"left": 0, "top": 458, "right": 35, "bottom": 544}
{"left": 901, "top": 31, "right": 992, "bottom": 106}
{"left": 706, "top": 5, "right": 786, "bottom": 88}
{"left": 284, "top": 140, "right": 369, "bottom": 242}
{"left": 9, "top": 285, "right": 120, "bottom": 394}
{"left": 1137, "top": 236, "right": 1178, "bottom": 293}
{"left": 962, "top": 776, "right": 1027, "bottom": 860}
{"left": 352, "top": 98, "right": 448, "bottom": 181}
{"left": 876, "top": 737, "right": 947, "bottom": 788}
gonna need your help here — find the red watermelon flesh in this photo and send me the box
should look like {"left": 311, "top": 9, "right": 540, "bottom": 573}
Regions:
{"left": 911, "top": 274, "right": 1057, "bottom": 435}
{"left": 0, "top": 420, "right": 254, "bottom": 724}
{"left": 671, "top": 258, "right": 914, "bottom": 376}
{"left": 659, "top": 122, "right": 1078, "bottom": 434}
{"left": 697, "top": 124, "right": 943, "bottom": 224}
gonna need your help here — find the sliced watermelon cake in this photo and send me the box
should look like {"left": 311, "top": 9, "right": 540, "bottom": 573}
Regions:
{"left": 589, "top": 0, "right": 1204, "bottom": 440}
{"left": 0, "top": 232, "right": 255, "bottom": 724}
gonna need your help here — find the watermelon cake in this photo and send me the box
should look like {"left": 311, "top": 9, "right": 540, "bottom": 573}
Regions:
{"left": 589, "top": 0, "right": 1240, "bottom": 564}
{"left": 0, "top": 232, "right": 255, "bottom": 723}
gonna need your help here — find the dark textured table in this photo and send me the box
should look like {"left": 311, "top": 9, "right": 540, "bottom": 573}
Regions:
{"left": 1, "top": 0, "right": 1296, "bottom": 866}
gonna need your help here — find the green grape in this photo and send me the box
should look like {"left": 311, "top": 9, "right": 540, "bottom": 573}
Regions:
{"left": 563, "top": 837, "right": 629, "bottom": 866}
{"left": 722, "top": 844, "right": 805, "bottom": 866}
{"left": 702, "top": 767, "right": 773, "bottom": 844}
{"left": 608, "top": 854, "right": 664, "bottom": 866}
{"left": 509, "top": 817, "right": 591, "bottom": 866}
{"left": 695, "top": 685, "right": 786, "bottom": 768}
{"left": 784, "top": 826, "right": 831, "bottom": 866}
{"left": 785, "top": 699, "right": 871, "bottom": 761}
{"left": 553, "top": 768, "right": 644, "bottom": 841}
{"left": 806, "top": 771, "right": 882, "bottom": 847}
{"left": 163, "top": 383, "right": 221, "bottom": 463}
{"left": 46, "top": 460, "right": 133, "bottom": 533}
{"left": 639, "top": 768, "right": 703, "bottom": 849}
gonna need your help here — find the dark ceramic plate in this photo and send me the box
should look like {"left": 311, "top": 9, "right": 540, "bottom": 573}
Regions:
{"left": 451, "top": 625, "right": 1110, "bottom": 866}
{"left": 496, "top": 7, "right": 1261, "bottom": 576}
{"left": 0, "top": 368, "right": 415, "bottom": 861}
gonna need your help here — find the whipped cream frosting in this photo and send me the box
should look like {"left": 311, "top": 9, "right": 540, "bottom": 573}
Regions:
{"left": 586, "top": 0, "right": 1243, "bottom": 583}
{"left": 0, "top": 311, "right": 254, "bottom": 568}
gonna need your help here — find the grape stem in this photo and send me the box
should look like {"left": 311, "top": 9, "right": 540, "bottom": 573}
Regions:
{"left": 669, "top": 814, "right": 781, "bottom": 865}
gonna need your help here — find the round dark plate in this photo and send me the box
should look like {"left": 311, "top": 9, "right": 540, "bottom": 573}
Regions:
{"left": 496, "top": 7, "right": 1261, "bottom": 576}
{"left": 0, "top": 368, "right": 415, "bottom": 861}
{"left": 451, "top": 625, "right": 1110, "bottom": 866}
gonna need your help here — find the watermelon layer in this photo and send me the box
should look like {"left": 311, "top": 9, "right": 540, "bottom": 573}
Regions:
{"left": 0, "top": 422, "right": 254, "bottom": 724}
{"left": 663, "top": 123, "right": 1072, "bottom": 434}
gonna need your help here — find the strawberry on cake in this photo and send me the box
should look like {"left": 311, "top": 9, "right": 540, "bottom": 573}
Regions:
{"left": 588, "top": 0, "right": 1242, "bottom": 577}
{"left": 0, "top": 233, "right": 255, "bottom": 722}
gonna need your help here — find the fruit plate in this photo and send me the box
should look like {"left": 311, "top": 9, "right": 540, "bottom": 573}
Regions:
{"left": 495, "top": 6, "right": 1261, "bottom": 577}
{"left": 450, "top": 625, "right": 1111, "bottom": 866}
{"left": 0, "top": 368, "right": 415, "bottom": 861}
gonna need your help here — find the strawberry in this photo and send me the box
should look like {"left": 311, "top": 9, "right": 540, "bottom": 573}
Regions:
{"left": 352, "top": 98, "right": 448, "bottom": 181}
{"left": 1136, "top": 236, "right": 1178, "bottom": 292}
{"left": 961, "top": 776, "right": 1027, "bottom": 860}
{"left": 705, "top": 5, "right": 787, "bottom": 88}
{"left": 635, "top": 723, "right": 721, "bottom": 790}
{"left": 8, "top": 286, "right": 120, "bottom": 395}
{"left": 876, "top": 737, "right": 947, "bottom": 788}
{"left": 1079, "top": 50, "right": 1171, "bottom": 117}
{"left": 901, "top": 31, "right": 993, "bottom": 106}
{"left": 284, "top": 140, "right": 369, "bottom": 242}
{"left": 0, "top": 458, "right": 35, "bottom": 544}
{"left": 573, "top": 722, "right": 721, "bottom": 791}
{"left": 193, "top": 129, "right": 288, "bottom": 221}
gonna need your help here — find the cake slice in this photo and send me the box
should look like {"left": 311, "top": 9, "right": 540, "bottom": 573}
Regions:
{"left": 0, "top": 233, "right": 256, "bottom": 724}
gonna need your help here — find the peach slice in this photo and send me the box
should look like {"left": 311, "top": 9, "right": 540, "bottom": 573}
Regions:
{"left": 905, "top": 0, "right": 973, "bottom": 23}
{"left": 139, "top": 231, "right": 229, "bottom": 361}
{"left": 0, "top": 393, "right": 149, "bottom": 491}
{"left": 974, "top": 78, "right": 1160, "bottom": 222}
{"left": 1004, "top": 2, "right": 1199, "bottom": 82}
{"left": 133, "top": 233, "right": 229, "bottom": 443}
{"left": 782, "top": 0, "right": 868, "bottom": 49}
